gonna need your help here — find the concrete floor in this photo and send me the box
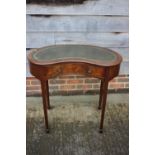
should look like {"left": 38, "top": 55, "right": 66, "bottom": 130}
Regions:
{"left": 27, "top": 94, "right": 129, "bottom": 155}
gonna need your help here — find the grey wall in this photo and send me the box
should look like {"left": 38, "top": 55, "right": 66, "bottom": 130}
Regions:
{"left": 26, "top": 0, "right": 129, "bottom": 76}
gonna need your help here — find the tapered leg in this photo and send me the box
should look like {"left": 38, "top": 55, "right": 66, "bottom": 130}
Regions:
{"left": 46, "top": 80, "right": 50, "bottom": 109}
{"left": 99, "top": 69, "right": 109, "bottom": 133}
{"left": 41, "top": 80, "right": 49, "bottom": 133}
{"left": 98, "top": 79, "right": 104, "bottom": 109}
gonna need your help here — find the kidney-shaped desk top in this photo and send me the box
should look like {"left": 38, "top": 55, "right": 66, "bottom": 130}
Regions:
{"left": 27, "top": 44, "right": 122, "bottom": 133}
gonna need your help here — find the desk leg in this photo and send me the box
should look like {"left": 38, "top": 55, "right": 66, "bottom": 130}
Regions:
{"left": 46, "top": 80, "right": 50, "bottom": 109}
{"left": 98, "top": 80, "right": 104, "bottom": 109}
{"left": 99, "top": 69, "right": 109, "bottom": 133}
{"left": 41, "top": 80, "right": 49, "bottom": 133}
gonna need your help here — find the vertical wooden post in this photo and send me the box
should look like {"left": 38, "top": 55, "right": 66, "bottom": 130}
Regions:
{"left": 99, "top": 68, "right": 109, "bottom": 133}
{"left": 40, "top": 80, "right": 49, "bottom": 133}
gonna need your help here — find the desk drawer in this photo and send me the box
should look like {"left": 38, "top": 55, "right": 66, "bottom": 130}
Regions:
{"left": 30, "top": 63, "right": 105, "bottom": 79}
{"left": 61, "top": 63, "right": 87, "bottom": 75}
{"left": 45, "top": 63, "right": 105, "bottom": 79}
{"left": 60, "top": 63, "right": 104, "bottom": 79}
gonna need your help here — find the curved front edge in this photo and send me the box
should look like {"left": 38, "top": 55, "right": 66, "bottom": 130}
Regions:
{"left": 108, "top": 64, "right": 121, "bottom": 81}
{"left": 28, "top": 62, "right": 105, "bottom": 80}
{"left": 29, "top": 61, "right": 121, "bottom": 81}
{"left": 28, "top": 62, "right": 61, "bottom": 80}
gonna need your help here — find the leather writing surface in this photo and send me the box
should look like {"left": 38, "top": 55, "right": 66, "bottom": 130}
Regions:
{"left": 32, "top": 45, "right": 117, "bottom": 63}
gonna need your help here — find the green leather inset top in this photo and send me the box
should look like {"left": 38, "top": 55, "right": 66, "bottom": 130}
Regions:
{"left": 32, "top": 45, "right": 117, "bottom": 62}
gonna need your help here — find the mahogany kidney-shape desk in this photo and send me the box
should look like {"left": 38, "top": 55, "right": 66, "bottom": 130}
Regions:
{"left": 27, "top": 44, "right": 122, "bottom": 133}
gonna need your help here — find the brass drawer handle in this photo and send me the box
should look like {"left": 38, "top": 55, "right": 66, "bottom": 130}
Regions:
{"left": 57, "top": 68, "right": 62, "bottom": 73}
{"left": 56, "top": 67, "right": 62, "bottom": 74}
{"left": 87, "top": 68, "right": 92, "bottom": 74}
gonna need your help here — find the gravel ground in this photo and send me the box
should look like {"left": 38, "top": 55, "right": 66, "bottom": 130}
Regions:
{"left": 27, "top": 94, "right": 129, "bottom": 155}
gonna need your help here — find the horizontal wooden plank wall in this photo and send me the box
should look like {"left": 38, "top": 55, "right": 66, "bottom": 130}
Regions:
{"left": 26, "top": 0, "right": 129, "bottom": 76}
{"left": 26, "top": 0, "right": 129, "bottom": 15}
{"left": 27, "top": 16, "right": 128, "bottom": 32}
{"left": 26, "top": 32, "right": 128, "bottom": 48}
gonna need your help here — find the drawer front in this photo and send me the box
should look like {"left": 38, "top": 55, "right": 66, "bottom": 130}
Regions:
{"left": 86, "top": 65, "right": 104, "bottom": 78}
{"left": 48, "top": 65, "right": 62, "bottom": 76}
{"left": 36, "top": 63, "right": 88, "bottom": 79}
{"left": 60, "top": 63, "right": 104, "bottom": 79}
{"left": 61, "top": 63, "right": 87, "bottom": 75}
{"left": 30, "top": 62, "right": 105, "bottom": 79}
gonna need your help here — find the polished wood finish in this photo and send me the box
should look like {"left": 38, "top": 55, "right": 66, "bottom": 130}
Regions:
{"left": 98, "top": 80, "right": 104, "bottom": 110}
{"left": 99, "top": 68, "right": 109, "bottom": 133}
{"left": 40, "top": 80, "right": 49, "bottom": 133}
{"left": 27, "top": 44, "right": 122, "bottom": 133}
{"left": 45, "top": 80, "right": 50, "bottom": 109}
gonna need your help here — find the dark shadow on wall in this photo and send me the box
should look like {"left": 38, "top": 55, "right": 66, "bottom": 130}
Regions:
{"left": 26, "top": 0, "right": 88, "bottom": 5}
